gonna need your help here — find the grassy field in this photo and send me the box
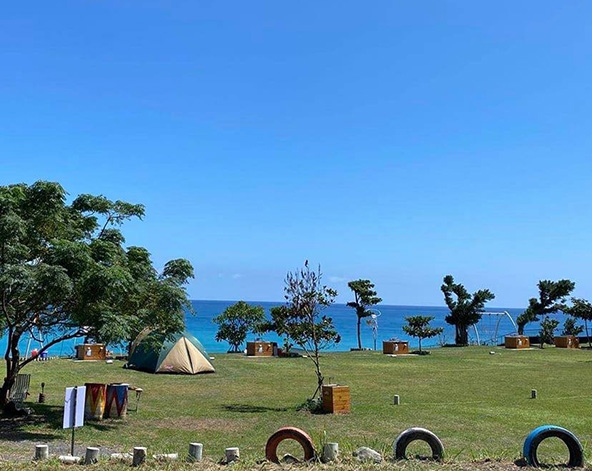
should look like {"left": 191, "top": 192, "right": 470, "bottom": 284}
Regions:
{"left": 1, "top": 345, "right": 591, "bottom": 470}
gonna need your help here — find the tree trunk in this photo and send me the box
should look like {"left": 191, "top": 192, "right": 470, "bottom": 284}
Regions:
{"left": 307, "top": 343, "right": 324, "bottom": 401}
{"left": 418, "top": 338, "right": 422, "bottom": 353}
{"left": 229, "top": 344, "right": 242, "bottom": 353}
{"left": 2, "top": 327, "right": 84, "bottom": 409}
{"left": 517, "top": 322, "right": 525, "bottom": 336}
{"left": 313, "top": 359, "right": 324, "bottom": 400}
{"left": 0, "top": 382, "right": 11, "bottom": 407}
{"left": 455, "top": 326, "right": 469, "bottom": 346}
{"left": 2, "top": 358, "right": 19, "bottom": 407}
{"left": 2, "top": 330, "right": 23, "bottom": 408}
{"left": 356, "top": 316, "right": 362, "bottom": 349}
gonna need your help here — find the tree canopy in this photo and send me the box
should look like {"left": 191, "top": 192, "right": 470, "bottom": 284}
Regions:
{"left": 213, "top": 301, "right": 265, "bottom": 353}
{"left": 562, "top": 297, "right": 592, "bottom": 347}
{"left": 441, "top": 275, "right": 494, "bottom": 346}
{"left": 402, "top": 315, "right": 443, "bottom": 353}
{"left": 561, "top": 317, "right": 584, "bottom": 337}
{"left": 267, "top": 261, "right": 340, "bottom": 402}
{"left": 0, "top": 181, "right": 194, "bottom": 407}
{"left": 539, "top": 317, "right": 560, "bottom": 348}
{"left": 347, "top": 279, "right": 382, "bottom": 350}
{"left": 516, "top": 279, "right": 575, "bottom": 335}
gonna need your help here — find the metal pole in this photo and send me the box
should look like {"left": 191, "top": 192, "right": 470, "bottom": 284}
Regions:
{"left": 367, "top": 309, "right": 381, "bottom": 351}
{"left": 71, "top": 386, "right": 77, "bottom": 456}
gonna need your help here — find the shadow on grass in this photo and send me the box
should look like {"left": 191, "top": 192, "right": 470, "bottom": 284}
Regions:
{"left": 0, "top": 403, "right": 63, "bottom": 442}
{"left": 222, "top": 403, "right": 289, "bottom": 413}
{"left": 514, "top": 457, "right": 527, "bottom": 467}
{"left": 0, "top": 402, "right": 126, "bottom": 442}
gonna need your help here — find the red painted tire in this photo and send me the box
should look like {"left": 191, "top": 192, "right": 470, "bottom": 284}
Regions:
{"left": 265, "top": 426, "right": 316, "bottom": 463}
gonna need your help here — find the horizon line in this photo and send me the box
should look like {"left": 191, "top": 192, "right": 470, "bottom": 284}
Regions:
{"left": 188, "top": 299, "right": 526, "bottom": 311}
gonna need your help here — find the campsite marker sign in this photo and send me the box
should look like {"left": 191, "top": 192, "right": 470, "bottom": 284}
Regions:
{"left": 63, "top": 386, "right": 86, "bottom": 456}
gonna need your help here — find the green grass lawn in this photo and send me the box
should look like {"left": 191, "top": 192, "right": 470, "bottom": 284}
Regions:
{"left": 1, "top": 345, "right": 591, "bottom": 470}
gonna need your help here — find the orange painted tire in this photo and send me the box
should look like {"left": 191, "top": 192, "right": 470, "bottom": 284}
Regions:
{"left": 265, "top": 426, "right": 316, "bottom": 463}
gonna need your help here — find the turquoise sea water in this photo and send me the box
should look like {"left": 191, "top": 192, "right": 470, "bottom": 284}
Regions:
{"left": 0, "top": 300, "right": 562, "bottom": 357}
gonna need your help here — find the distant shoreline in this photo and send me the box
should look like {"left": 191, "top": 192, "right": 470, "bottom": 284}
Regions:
{"left": 1, "top": 302, "right": 538, "bottom": 356}
{"left": 189, "top": 299, "right": 527, "bottom": 311}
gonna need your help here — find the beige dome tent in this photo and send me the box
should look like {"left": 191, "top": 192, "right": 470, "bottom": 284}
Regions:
{"left": 127, "top": 329, "right": 215, "bottom": 374}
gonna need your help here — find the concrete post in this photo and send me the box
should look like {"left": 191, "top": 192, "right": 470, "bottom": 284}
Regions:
{"left": 85, "top": 447, "right": 100, "bottom": 464}
{"left": 188, "top": 443, "right": 203, "bottom": 462}
{"left": 132, "top": 447, "right": 147, "bottom": 466}
{"left": 34, "top": 444, "right": 49, "bottom": 460}
{"left": 394, "top": 395, "right": 400, "bottom": 405}
{"left": 322, "top": 443, "right": 339, "bottom": 462}
{"left": 225, "top": 447, "right": 240, "bottom": 463}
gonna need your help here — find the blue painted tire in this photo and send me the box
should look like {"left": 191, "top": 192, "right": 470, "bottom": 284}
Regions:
{"left": 523, "top": 425, "right": 584, "bottom": 467}
{"left": 394, "top": 427, "right": 444, "bottom": 462}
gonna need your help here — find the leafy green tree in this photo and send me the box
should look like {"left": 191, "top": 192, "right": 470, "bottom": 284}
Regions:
{"left": 561, "top": 317, "right": 584, "bottom": 337}
{"left": 0, "top": 181, "right": 194, "bottom": 408}
{"left": 267, "top": 261, "right": 340, "bottom": 400}
{"left": 441, "top": 275, "right": 495, "bottom": 346}
{"left": 347, "top": 279, "right": 382, "bottom": 350}
{"left": 516, "top": 280, "right": 575, "bottom": 335}
{"left": 213, "top": 301, "right": 265, "bottom": 353}
{"left": 402, "top": 316, "right": 443, "bottom": 353}
{"left": 562, "top": 297, "right": 592, "bottom": 347}
{"left": 264, "top": 306, "right": 294, "bottom": 354}
{"left": 539, "top": 317, "right": 560, "bottom": 348}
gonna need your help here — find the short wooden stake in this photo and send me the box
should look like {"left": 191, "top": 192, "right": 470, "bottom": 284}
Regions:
{"left": 531, "top": 389, "right": 537, "bottom": 399}
{"left": 225, "top": 447, "right": 240, "bottom": 463}
{"left": 85, "top": 447, "right": 100, "bottom": 464}
{"left": 35, "top": 444, "right": 49, "bottom": 460}
{"left": 394, "top": 395, "right": 400, "bottom": 405}
{"left": 132, "top": 447, "right": 147, "bottom": 466}
{"left": 322, "top": 443, "right": 339, "bottom": 462}
{"left": 188, "top": 443, "right": 203, "bottom": 462}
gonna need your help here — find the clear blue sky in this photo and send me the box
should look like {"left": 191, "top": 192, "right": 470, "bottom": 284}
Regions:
{"left": 2, "top": 1, "right": 592, "bottom": 307}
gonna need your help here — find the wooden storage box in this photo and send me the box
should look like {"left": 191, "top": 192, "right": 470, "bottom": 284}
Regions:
{"left": 76, "top": 344, "right": 107, "bottom": 360}
{"left": 554, "top": 336, "right": 579, "bottom": 349}
{"left": 322, "top": 384, "right": 350, "bottom": 414}
{"left": 504, "top": 336, "right": 530, "bottom": 349}
{"left": 382, "top": 341, "right": 409, "bottom": 354}
{"left": 246, "top": 341, "right": 274, "bottom": 357}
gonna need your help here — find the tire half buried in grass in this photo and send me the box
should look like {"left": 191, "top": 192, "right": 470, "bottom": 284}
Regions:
{"left": 523, "top": 425, "right": 584, "bottom": 468}
{"left": 394, "top": 427, "right": 444, "bottom": 461}
{"left": 265, "top": 426, "right": 315, "bottom": 463}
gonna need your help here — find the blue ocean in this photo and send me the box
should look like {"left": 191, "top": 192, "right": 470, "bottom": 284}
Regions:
{"left": 1, "top": 300, "right": 567, "bottom": 357}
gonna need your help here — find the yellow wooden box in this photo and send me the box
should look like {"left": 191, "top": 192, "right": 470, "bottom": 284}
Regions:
{"left": 554, "top": 336, "right": 579, "bottom": 349}
{"left": 382, "top": 341, "right": 409, "bottom": 354}
{"left": 246, "top": 341, "right": 274, "bottom": 356}
{"left": 76, "top": 344, "right": 107, "bottom": 360}
{"left": 504, "top": 336, "right": 530, "bottom": 349}
{"left": 322, "top": 385, "right": 350, "bottom": 414}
